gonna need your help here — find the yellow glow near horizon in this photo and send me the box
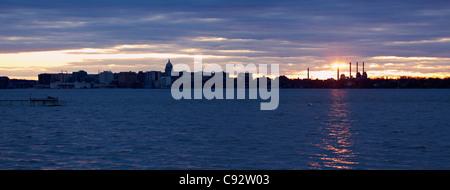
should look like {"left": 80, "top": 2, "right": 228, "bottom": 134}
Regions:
{"left": 1, "top": 46, "right": 449, "bottom": 80}
{"left": 0, "top": 46, "right": 227, "bottom": 79}
{"left": 0, "top": 47, "right": 226, "bottom": 68}
{"left": 0, "top": 51, "right": 83, "bottom": 68}
{"left": 332, "top": 62, "right": 347, "bottom": 69}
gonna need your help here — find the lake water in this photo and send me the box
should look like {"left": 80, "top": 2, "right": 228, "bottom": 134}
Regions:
{"left": 0, "top": 89, "right": 449, "bottom": 169}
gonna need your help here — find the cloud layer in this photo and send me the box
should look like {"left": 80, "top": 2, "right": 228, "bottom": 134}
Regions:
{"left": 0, "top": 0, "right": 449, "bottom": 79}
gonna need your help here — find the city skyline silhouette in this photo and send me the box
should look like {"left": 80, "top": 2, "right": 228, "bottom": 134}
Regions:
{"left": 1, "top": 1, "right": 449, "bottom": 80}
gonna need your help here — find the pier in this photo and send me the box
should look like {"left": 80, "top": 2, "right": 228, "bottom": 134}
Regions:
{"left": 0, "top": 96, "right": 66, "bottom": 106}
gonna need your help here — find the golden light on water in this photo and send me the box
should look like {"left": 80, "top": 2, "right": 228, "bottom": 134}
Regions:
{"left": 309, "top": 89, "right": 359, "bottom": 169}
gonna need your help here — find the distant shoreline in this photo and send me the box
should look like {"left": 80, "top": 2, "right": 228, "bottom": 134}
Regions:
{"left": 1, "top": 76, "right": 449, "bottom": 89}
{"left": 1, "top": 87, "right": 449, "bottom": 90}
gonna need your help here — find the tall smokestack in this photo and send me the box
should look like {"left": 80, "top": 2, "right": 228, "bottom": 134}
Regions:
{"left": 337, "top": 67, "right": 339, "bottom": 80}
{"left": 356, "top": 62, "right": 358, "bottom": 74}
{"left": 307, "top": 68, "right": 309, "bottom": 79}
{"left": 349, "top": 62, "right": 352, "bottom": 78}
{"left": 363, "top": 62, "right": 365, "bottom": 73}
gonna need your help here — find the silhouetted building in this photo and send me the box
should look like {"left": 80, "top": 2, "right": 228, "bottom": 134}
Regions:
{"left": 38, "top": 74, "right": 52, "bottom": 85}
{"left": 362, "top": 72, "right": 368, "bottom": 79}
{"left": 84, "top": 74, "right": 99, "bottom": 83}
{"left": 137, "top": 71, "right": 145, "bottom": 88}
{"left": 118, "top": 71, "right": 138, "bottom": 88}
{"left": 159, "top": 76, "right": 172, "bottom": 88}
{"left": 59, "top": 73, "right": 72, "bottom": 83}
{"left": 144, "top": 71, "right": 161, "bottom": 88}
{"left": 9, "top": 79, "right": 36, "bottom": 89}
{"left": 37, "top": 73, "right": 70, "bottom": 86}
{"left": 72, "top": 70, "right": 87, "bottom": 82}
{"left": 362, "top": 62, "right": 368, "bottom": 79}
{"left": 165, "top": 59, "right": 173, "bottom": 76}
{"left": 0, "top": 76, "right": 10, "bottom": 89}
{"left": 99, "top": 71, "right": 114, "bottom": 85}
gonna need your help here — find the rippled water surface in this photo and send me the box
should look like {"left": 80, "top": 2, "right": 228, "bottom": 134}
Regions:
{"left": 1, "top": 89, "right": 449, "bottom": 169}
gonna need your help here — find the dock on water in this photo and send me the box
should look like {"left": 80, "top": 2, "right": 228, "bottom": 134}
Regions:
{"left": 0, "top": 96, "right": 66, "bottom": 106}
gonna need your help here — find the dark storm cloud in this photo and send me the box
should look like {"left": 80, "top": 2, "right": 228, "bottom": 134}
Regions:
{"left": 1, "top": 0, "right": 449, "bottom": 58}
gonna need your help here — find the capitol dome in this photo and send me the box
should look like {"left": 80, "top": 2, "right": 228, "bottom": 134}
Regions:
{"left": 165, "top": 59, "right": 173, "bottom": 76}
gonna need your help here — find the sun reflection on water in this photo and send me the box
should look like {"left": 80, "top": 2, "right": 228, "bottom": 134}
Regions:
{"left": 310, "top": 89, "right": 359, "bottom": 169}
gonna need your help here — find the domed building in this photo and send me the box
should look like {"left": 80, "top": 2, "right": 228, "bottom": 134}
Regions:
{"left": 165, "top": 59, "right": 173, "bottom": 76}
{"left": 158, "top": 59, "right": 173, "bottom": 88}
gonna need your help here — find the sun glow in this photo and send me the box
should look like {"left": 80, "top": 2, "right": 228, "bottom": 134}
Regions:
{"left": 333, "top": 62, "right": 347, "bottom": 69}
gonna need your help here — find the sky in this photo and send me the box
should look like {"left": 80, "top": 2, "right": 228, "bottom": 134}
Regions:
{"left": 0, "top": 0, "right": 449, "bottom": 80}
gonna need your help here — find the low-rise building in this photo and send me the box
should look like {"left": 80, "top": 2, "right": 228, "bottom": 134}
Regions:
{"left": 118, "top": 71, "right": 138, "bottom": 88}
{"left": 0, "top": 76, "right": 10, "bottom": 89}
{"left": 144, "top": 71, "right": 161, "bottom": 88}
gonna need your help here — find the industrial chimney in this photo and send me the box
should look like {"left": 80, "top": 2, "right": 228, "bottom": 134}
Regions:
{"left": 307, "top": 68, "right": 309, "bottom": 80}
{"left": 349, "top": 62, "right": 352, "bottom": 78}
{"left": 337, "top": 67, "right": 339, "bottom": 81}
{"left": 362, "top": 62, "right": 368, "bottom": 79}
{"left": 356, "top": 62, "right": 358, "bottom": 74}
{"left": 363, "top": 62, "right": 365, "bottom": 73}
{"left": 356, "top": 62, "right": 361, "bottom": 79}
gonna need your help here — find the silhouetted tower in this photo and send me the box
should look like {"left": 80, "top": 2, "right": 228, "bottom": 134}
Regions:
{"left": 349, "top": 62, "right": 352, "bottom": 78}
{"left": 356, "top": 62, "right": 361, "bottom": 79}
{"left": 362, "top": 62, "right": 368, "bottom": 79}
{"left": 337, "top": 67, "right": 339, "bottom": 81}
{"left": 307, "top": 68, "right": 309, "bottom": 80}
{"left": 165, "top": 59, "right": 173, "bottom": 76}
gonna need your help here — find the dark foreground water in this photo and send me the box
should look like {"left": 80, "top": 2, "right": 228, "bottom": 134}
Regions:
{"left": 0, "top": 89, "right": 449, "bottom": 169}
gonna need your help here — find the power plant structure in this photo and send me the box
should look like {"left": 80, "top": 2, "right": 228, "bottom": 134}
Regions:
{"left": 356, "top": 62, "right": 361, "bottom": 79}
{"left": 336, "top": 61, "right": 368, "bottom": 80}
{"left": 362, "top": 62, "right": 368, "bottom": 79}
